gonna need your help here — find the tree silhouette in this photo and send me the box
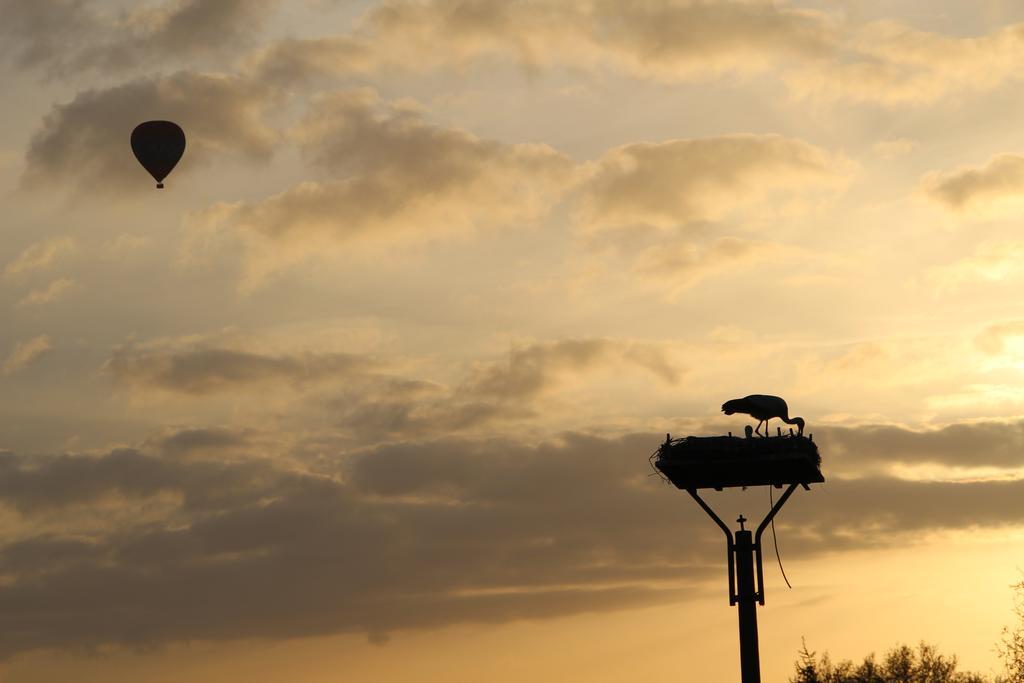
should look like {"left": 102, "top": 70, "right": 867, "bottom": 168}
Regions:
{"left": 998, "top": 579, "right": 1024, "bottom": 682}
{"left": 791, "top": 574, "right": 1024, "bottom": 682}
{"left": 790, "top": 640, "right": 992, "bottom": 683}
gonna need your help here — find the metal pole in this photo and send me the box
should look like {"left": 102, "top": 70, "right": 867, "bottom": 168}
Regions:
{"left": 686, "top": 486, "right": 805, "bottom": 682}
{"left": 686, "top": 488, "right": 736, "bottom": 604}
{"left": 734, "top": 520, "right": 761, "bottom": 683}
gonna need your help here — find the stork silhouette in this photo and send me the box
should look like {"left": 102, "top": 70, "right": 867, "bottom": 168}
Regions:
{"left": 722, "top": 394, "right": 804, "bottom": 436}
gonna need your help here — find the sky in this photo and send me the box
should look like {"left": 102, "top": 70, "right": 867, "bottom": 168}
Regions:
{"left": 4, "top": 0, "right": 1024, "bottom": 681}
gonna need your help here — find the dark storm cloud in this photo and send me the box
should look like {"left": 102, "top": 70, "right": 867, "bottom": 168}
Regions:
{"left": 23, "top": 71, "right": 276, "bottom": 193}
{"left": 0, "top": 424, "right": 1023, "bottom": 656}
{"left": 106, "top": 344, "right": 378, "bottom": 395}
{"left": 1, "top": 0, "right": 277, "bottom": 76}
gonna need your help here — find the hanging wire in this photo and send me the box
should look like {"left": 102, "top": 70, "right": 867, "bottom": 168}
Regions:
{"left": 769, "top": 485, "right": 792, "bottom": 589}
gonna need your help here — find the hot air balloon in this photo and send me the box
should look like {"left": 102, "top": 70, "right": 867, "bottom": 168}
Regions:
{"left": 131, "top": 121, "right": 186, "bottom": 189}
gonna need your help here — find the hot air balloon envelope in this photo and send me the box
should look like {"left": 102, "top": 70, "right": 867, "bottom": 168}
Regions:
{"left": 131, "top": 121, "right": 186, "bottom": 189}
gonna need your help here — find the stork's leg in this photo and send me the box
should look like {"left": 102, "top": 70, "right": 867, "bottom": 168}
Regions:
{"left": 764, "top": 418, "right": 770, "bottom": 437}
{"left": 755, "top": 420, "right": 764, "bottom": 436}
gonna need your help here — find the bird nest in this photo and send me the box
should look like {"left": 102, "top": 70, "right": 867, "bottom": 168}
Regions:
{"left": 652, "top": 434, "right": 824, "bottom": 490}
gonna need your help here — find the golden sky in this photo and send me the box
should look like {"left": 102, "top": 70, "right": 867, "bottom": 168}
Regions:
{"left": 3, "top": 0, "right": 1024, "bottom": 681}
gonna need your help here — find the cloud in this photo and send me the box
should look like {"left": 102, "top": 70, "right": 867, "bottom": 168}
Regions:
{"left": 788, "top": 336, "right": 967, "bottom": 403}
{"left": 23, "top": 71, "right": 277, "bottom": 194}
{"left": 925, "top": 384, "right": 1024, "bottom": 418}
{"left": 2, "top": 335, "right": 52, "bottom": 375}
{"left": 976, "top": 320, "right": 1024, "bottom": 355}
{"left": 461, "top": 338, "right": 682, "bottom": 402}
{"left": 99, "top": 333, "right": 684, "bottom": 446}
{"left": 149, "top": 427, "right": 253, "bottom": 460}
{"left": 630, "top": 237, "right": 785, "bottom": 296}
{"left": 105, "top": 343, "right": 380, "bottom": 395}
{"left": 326, "top": 338, "right": 683, "bottom": 441}
{"left": 244, "top": 35, "right": 377, "bottom": 85}
{"left": 575, "top": 135, "right": 846, "bottom": 235}
{"left": 184, "top": 89, "right": 573, "bottom": 281}
{"left": 922, "top": 154, "right": 1024, "bottom": 214}
{"left": 245, "top": 1, "right": 1024, "bottom": 105}
{"left": 567, "top": 134, "right": 841, "bottom": 297}
{"left": 783, "top": 19, "right": 1024, "bottom": 105}
{"left": 103, "top": 0, "right": 278, "bottom": 63}
{"left": 0, "top": 434, "right": 708, "bottom": 656}
{"left": 1, "top": 421, "right": 1024, "bottom": 656}
{"left": 0, "top": 447, "right": 285, "bottom": 516}
{"left": 250, "top": 0, "right": 832, "bottom": 84}
{"left": 15, "top": 278, "right": 77, "bottom": 308}
{"left": 3, "top": 237, "right": 75, "bottom": 278}
{"left": 818, "top": 421, "right": 1024, "bottom": 471}
{"left": 0, "top": 0, "right": 96, "bottom": 72}
{"left": 179, "top": 98, "right": 844, "bottom": 286}
{"left": 927, "top": 241, "right": 1024, "bottom": 290}
{"left": 102, "top": 334, "right": 681, "bottom": 443}
{"left": 101, "top": 234, "right": 151, "bottom": 258}
{"left": 872, "top": 138, "right": 917, "bottom": 159}
{"left": 1, "top": 0, "right": 278, "bottom": 76}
